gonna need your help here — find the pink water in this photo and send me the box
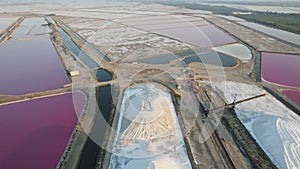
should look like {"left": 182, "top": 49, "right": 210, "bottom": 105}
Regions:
{"left": 116, "top": 14, "right": 194, "bottom": 23}
{"left": 0, "top": 25, "right": 8, "bottom": 32}
{"left": 282, "top": 90, "right": 300, "bottom": 105}
{"left": 0, "top": 17, "right": 17, "bottom": 32}
{"left": 135, "top": 20, "right": 210, "bottom": 31}
{"left": 0, "top": 92, "right": 86, "bottom": 169}
{"left": 11, "top": 26, "right": 51, "bottom": 39}
{"left": 122, "top": 17, "right": 204, "bottom": 26}
{"left": 10, "top": 18, "right": 51, "bottom": 40}
{"left": 153, "top": 25, "right": 236, "bottom": 47}
{"left": 0, "top": 38, "right": 70, "bottom": 95}
{"left": 262, "top": 53, "right": 300, "bottom": 88}
{"left": 0, "top": 17, "right": 69, "bottom": 95}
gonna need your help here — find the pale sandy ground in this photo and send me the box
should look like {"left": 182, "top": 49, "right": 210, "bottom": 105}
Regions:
{"left": 110, "top": 84, "right": 192, "bottom": 169}
{"left": 214, "top": 81, "right": 300, "bottom": 169}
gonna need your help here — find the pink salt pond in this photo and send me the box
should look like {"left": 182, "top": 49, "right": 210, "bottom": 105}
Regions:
{"left": 153, "top": 25, "right": 236, "bottom": 47}
{"left": 0, "top": 92, "right": 86, "bottom": 169}
{"left": 262, "top": 53, "right": 300, "bottom": 88}
{"left": 282, "top": 90, "right": 300, "bottom": 105}
{"left": 0, "top": 38, "right": 70, "bottom": 95}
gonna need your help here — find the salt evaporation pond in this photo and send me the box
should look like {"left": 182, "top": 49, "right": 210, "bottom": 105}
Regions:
{"left": 0, "top": 18, "right": 18, "bottom": 25}
{"left": 10, "top": 18, "right": 52, "bottom": 40}
{"left": 0, "top": 22, "right": 7, "bottom": 29}
{"left": 135, "top": 20, "right": 210, "bottom": 31}
{"left": 282, "top": 90, "right": 300, "bottom": 105}
{"left": 0, "top": 92, "right": 86, "bottom": 169}
{"left": 0, "top": 37, "right": 70, "bottom": 95}
{"left": 239, "top": 22, "right": 300, "bottom": 46}
{"left": 122, "top": 17, "right": 205, "bottom": 27}
{"left": 134, "top": 49, "right": 237, "bottom": 67}
{"left": 134, "top": 49, "right": 210, "bottom": 64}
{"left": 154, "top": 25, "right": 236, "bottom": 47}
{"left": 262, "top": 53, "right": 300, "bottom": 88}
{"left": 47, "top": 10, "right": 132, "bottom": 20}
{"left": 0, "top": 25, "right": 6, "bottom": 32}
{"left": 183, "top": 51, "right": 237, "bottom": 67}
{"left": 0, "top": 17, "right": 70, "bottom": 95}
{"left": 212, "top": 43, "right": 252, "bottom": 62}
{"left": 119, "top": 18, "right": 204, "bottom": 27}
{"left": 116, "top": 15, "right": 194, "bottom": 23}
{"left": 0, "top": 17, "right": 19, "bottom": 40}
{"left": 0, "top": 17, "right": 18, "bottom": 33}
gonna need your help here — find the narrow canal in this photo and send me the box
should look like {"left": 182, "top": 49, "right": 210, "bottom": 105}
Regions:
{"left": 45, "top": 17, "right": 98, "bottom": 69}
{"left": 55, "top": 26, "right": 98, "bottom": 69}
{"left": 95, "top": 69, "right": 113, "bottom": 122}
{"left": 46, "top": 16, "right": 114, "bottom": 169}
{"left": 256, "top": 52, "right": 262, "bottom": 82}
{"left": 78, "top": 69, "right": 113, "bottom": 169}
{"left": 61, "top": 24, "right": 111, "bottom": 62}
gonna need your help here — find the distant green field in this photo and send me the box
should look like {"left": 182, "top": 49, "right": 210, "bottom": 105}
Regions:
{"left": 160, "top": 2, "right": 300, "bottom": 35}
{"left": 160, "top": 2, "right": 239, "bottom": 15}
{"left": 198, "top": 1, "right": 300, "bottom": 8}
{"left": 236, "top": 13, "right": 300, "bottom": 34}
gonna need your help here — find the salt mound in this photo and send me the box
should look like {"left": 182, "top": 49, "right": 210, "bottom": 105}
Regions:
{"left": 145, "top": 143, "right": 157, "bottom": 152}
{"left": 150, "top": 157, "right": 181, "bottom": 169}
